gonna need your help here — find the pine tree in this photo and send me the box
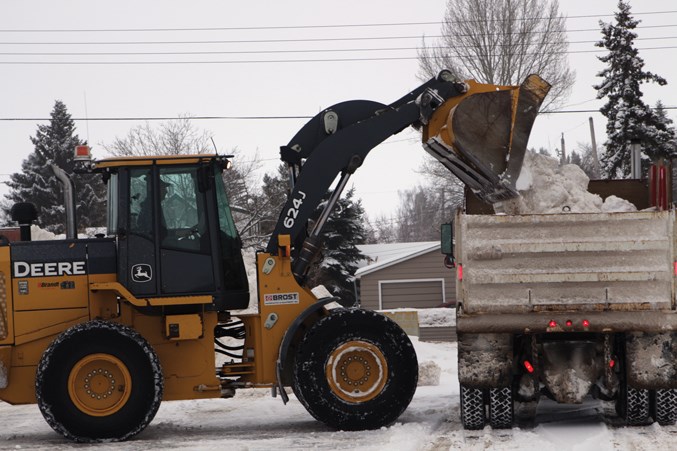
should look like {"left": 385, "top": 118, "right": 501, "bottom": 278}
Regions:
{"left": 307, "top": 188, "right": 368, "bottom": 307}
{"left": 651, "top": 101, "right": 677, "bottom": 160}
{"left": 594, "top": 1, "right": 669, "bottom": 178}
{"left": 260, "top": 164, "right": 290, "bottom": 236}
{"left": 4, "top": 101, "right": 105, "bottom": 233}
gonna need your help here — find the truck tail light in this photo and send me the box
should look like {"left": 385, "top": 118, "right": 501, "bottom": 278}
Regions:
{"left": 523, "top": 360, "right": 534, "bottom": 373}
{"left": 582, "top": 319, "right": 590, "bottom": 328}
{"left": 565, "top": 320, "right": 573, "bottom": 327}
{"left": 548, "top": 320, "right": 557, "bottom": 328}
{"left": 609, "top": 359, "right": 616, "bottom": 369}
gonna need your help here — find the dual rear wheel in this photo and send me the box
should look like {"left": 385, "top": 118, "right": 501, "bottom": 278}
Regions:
{"left": 460, "top": 385, "right": 514, "bottom": 430}
{"left": 618, "top": 384, "right": 677, "bottom": 426}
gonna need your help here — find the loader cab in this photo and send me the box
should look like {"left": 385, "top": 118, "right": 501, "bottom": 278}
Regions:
{"left": 102, "top": 155, "right": 249, "bottom": 310}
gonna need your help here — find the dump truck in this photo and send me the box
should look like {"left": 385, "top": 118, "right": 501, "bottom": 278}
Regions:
{"left": 0, "top": 71, "right": 549, "bottom": 442}
{"left": 445, "top": 173, "right": 677, "bottom": 429}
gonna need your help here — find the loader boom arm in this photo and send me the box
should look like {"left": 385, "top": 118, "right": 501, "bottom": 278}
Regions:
{"left": 265, "top": 71, "right": 550, "bottom": 282}
{"left": 265, "top": 71, "right": 468, "bottom": 256}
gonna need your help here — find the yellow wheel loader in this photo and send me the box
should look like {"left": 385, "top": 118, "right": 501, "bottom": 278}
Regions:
{"left": 0, "top": 71, "right": 549, "bottom": 442}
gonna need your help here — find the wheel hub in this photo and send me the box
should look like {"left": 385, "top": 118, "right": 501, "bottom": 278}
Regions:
{"left": 326, "top": 340, "right": 388, "bottom": 403}
{"left": 68, "top": 353, "right": 132, "bottom": 417}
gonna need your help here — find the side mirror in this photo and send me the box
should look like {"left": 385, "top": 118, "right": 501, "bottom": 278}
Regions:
{"left": 441, "top": 222, "right": 454, "bottom": 255}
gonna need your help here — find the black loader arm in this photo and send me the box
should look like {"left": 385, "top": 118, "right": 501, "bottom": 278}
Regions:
{"left": 265, "top": 72, "right": 467, "bottom": 281}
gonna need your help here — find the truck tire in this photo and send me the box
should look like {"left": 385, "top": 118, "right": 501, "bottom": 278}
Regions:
{"left": 489, "top": 387, "right": 514, "bottom": 429}
{"left": 654, "top": 389, "right": 677, "bottom": 425}
{"left": 621, "top": 386, "right": 651, "bottom": 426}
{"left": 36, "top": 320, "right": 163, "bottom": 442}
{"left": 292, "top": 308, "right": 417, "bottom": 431}
{"left": 460, "top": 385, "right": 486, "bottom": 430}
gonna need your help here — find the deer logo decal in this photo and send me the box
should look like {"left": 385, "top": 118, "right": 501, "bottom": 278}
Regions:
{"left": 131, "top": 264, "right": 153, "bottom": 283}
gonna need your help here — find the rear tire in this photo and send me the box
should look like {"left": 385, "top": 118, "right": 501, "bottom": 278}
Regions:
{"left": 292, "top": 309, "right": 418, "bottom": 431}
{"left": 36, "top": 320, "right": 163, "bottom": 442}
{"left": 622, "top": 386, "right": 651, "bottom": 426}
{"left": 460, "top": 385, "right": 486, "bottom": 430}
{"left": 489, "top": 387, "right": 514, "bottom": 429}
{"left": 654, "top": 389, "right": 677, "bottom": 426}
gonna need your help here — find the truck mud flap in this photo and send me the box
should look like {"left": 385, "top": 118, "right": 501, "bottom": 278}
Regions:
{"left": 458, "top": 333, "right": 512, "bottom": 387}
{"left": 625, "top": 332, "right": 677, "bottom": 389}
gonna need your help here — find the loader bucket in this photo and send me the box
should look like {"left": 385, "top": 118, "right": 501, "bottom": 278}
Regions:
{"left": 423, "top": 74, "right": 551, "bottom": 204}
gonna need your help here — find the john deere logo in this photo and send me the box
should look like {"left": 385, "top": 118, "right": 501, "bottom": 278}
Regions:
{"left": 131, "top": 264, "right": 152, "bottom": 283}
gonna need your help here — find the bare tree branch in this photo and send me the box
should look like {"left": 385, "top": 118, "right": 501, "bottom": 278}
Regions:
{"left": 418, "top": 0, "right": 574, "bottom": 110}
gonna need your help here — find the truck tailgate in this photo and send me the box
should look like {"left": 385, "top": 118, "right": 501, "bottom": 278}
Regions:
{"left": 457, "top": 211, "right": 674, "bottom": 313}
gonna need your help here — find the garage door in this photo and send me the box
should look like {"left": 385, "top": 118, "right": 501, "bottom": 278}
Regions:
{"left": 379, "top": 279, "right": 444, "bottom": 310}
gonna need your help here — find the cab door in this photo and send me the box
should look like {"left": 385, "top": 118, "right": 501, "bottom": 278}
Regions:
{"left": 156, "top": 166, "right": 215, "bottom": 295}
{"left": 119, "top": 165, "right": 216, "bottom": 297}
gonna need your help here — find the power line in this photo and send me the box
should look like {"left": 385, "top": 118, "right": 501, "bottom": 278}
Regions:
{"left": 2, "top": 106, "right": 676, "bottom": 123}
{"left": 1, "top": 45, "right": 676, "bottom": 65}
{"left": 3, "top": 35, "right": 677, "bottom": 57}
{"left": 2, "top": 24, "right": 676, "bottom": 46}
{"left": 0, "top": 115, "right": 313, "bottom": 122}
{"left": 0, "top": 10, "right": 676, "bottom": 33}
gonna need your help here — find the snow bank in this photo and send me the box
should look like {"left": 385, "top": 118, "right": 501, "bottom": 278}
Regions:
{"left": 417, "top": 360, "right": 441, "bottom": 386}
{"left": 417, "top": 307, "right": 456, "bottom": 328}
{"left": 501, "top": 151, "right": 637, "bottom": 215}
{"left": 30, "top": 225, "right": 60, "bottom": 241}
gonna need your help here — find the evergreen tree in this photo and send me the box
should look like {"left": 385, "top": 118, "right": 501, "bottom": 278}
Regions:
{"left": 652, "top": 100, "right": 677, "bottom": 160}
{"left": 260, "top": 164, "right": 290, "bottom": 236}
{"left": 307, "top": 188, "right": 368, "bottom": 307}
{"left": 594, "top": 1, "right": 670, "bottom": 178}
{"left": 4, "top": 101, "right": 105, "bottom": 233}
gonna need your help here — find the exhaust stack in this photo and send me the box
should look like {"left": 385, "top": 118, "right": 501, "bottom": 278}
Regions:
{"left": 52, "top": 165, "right": 77, "bottom": 239}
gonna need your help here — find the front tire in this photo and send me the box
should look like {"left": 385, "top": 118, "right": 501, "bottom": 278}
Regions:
{"left": 36, "top": 320, "right": 163, "bottom": 442}
{"left": 292, "top": 309, "right": 418, "bottom": 431}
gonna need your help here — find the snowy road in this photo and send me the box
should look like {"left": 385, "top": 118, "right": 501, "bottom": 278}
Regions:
{"left": 0, "top": 339, "right": 675, "bottom": 450}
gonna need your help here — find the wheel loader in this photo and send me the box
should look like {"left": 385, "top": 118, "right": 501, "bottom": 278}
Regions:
{"left": 0, "top": 71, "right": 550, "bottom": 442}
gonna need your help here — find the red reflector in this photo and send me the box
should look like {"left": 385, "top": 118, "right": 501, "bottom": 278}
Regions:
{"left": 609, "top": 359, "right": 615, "bottom": 369}
{"left": 674, "top": 261, "right": 677, "bottom": 276}
{"left": 582, "top": 319, "right": 590, "bottom": 327}
{"left": 566, "top": 320, "right": 573, "bottom": 327}
{"left": 457, "top": 264, "right": 463, "bottom": 281}
{"left": 548, "top": 320, "right": 557, "bottom": 328}
{"left": 523, "top": 361, "right": 534, "bottom": 373}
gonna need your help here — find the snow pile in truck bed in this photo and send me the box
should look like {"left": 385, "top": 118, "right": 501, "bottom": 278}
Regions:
{"left": 500, "top": 152, "right": 638, "bottom": 214}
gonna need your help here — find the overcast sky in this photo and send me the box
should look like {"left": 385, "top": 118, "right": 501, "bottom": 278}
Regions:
{"left": 2, "top": 0, "right": 676, "bottom": 220}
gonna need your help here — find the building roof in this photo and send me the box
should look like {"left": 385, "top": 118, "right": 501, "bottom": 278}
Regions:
{"left": 355, "top": 241, "right": 439, "bottom": 278}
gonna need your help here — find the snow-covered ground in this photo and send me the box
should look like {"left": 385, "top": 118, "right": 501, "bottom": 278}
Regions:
{"left": 0, "top": 337, "right": 674, "bottom": 450}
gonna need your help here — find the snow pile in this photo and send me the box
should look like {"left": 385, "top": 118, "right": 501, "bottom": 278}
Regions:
{"left": 501, "top": 151, "right": 638, "bottom": 215}
{"left": 30, "top": 225, "right": 60, "bottom": 241}
{"left": 417, "top": 360, "right": 441, "bottom": 386}
{"left": 236, "top": 249, "right": 260, "bottom": 314}
{"left": 417, "top": 308, "right": 456, "bottom": 327}
{"left": 601, "top": 195, "right": 637, "bottom": 212}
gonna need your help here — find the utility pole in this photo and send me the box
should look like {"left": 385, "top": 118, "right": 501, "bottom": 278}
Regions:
{"left": 560, "top": 133, "right": 566, "bottom": 164}
{"left": 589, "top": 117, "right": 601, "bottom": 177}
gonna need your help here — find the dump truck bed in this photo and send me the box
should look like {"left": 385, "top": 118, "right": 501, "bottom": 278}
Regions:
{"left": 456, "top": 210, "right": 675, "bottom": 316}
